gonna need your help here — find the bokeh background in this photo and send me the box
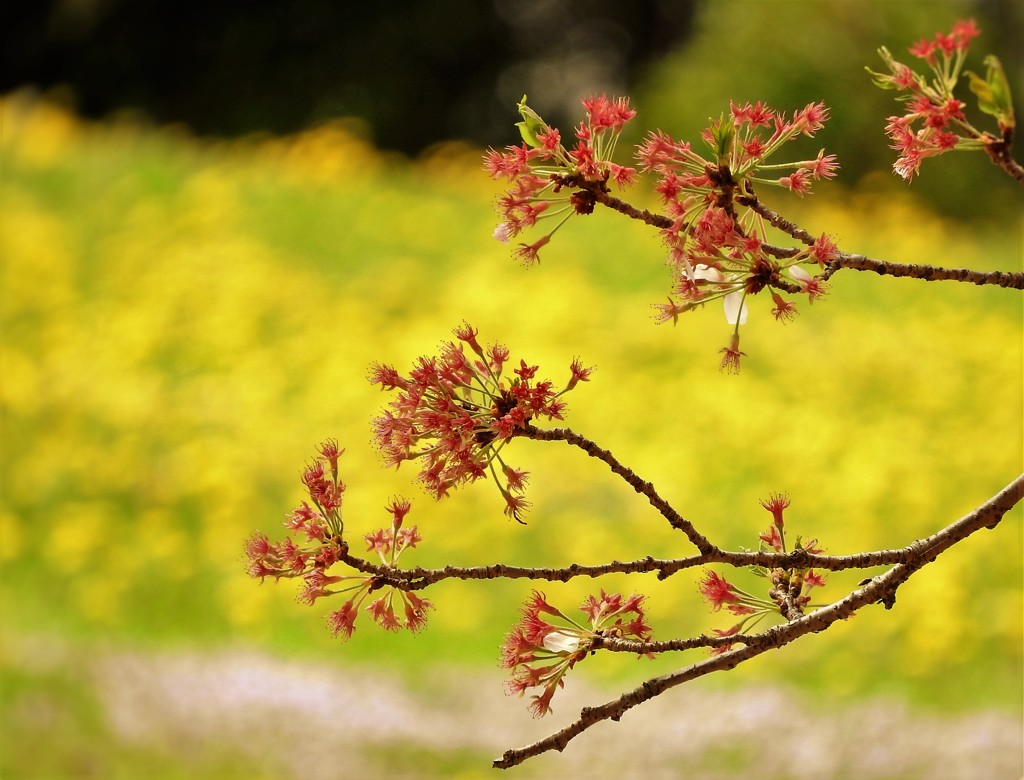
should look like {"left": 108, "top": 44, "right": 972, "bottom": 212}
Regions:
{"left": 2, "top": 1, "right": 1022, "bottom": 777}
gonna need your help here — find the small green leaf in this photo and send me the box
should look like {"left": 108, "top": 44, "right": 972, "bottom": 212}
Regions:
{"left": 516, "top": 95, "right": 549, "bottom": 148}
{"left": 967, "top": 55, "right": 1015, "bottom": 130}
{"left": 703, "top": 113, "right": 735, "bottom": 163}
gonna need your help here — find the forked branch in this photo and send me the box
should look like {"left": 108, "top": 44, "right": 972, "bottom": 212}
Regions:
{"left": 493, "top": 472, "right": 1024, "bottom": 768}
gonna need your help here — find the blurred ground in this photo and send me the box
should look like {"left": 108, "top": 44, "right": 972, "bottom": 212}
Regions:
{"left": 6, "top": 634, "right": 1021, "bottom": 779}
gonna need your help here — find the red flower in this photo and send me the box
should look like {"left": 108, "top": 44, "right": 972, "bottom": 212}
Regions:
{"left": 367, "top": 596, "right": 402, "bottom": 631}
{"left": 386, "top": 497, "right": 412, "bottom": 529}
{"left": 788, "top": 266, "right": 828, "bottom": 302}
{"left": 759, "top": 524, "right": 784, "bottom": 552}
{"left": 760, "top": 492, "right": 790, "bottom": 528}
{"left": 811, "top": 234, "right": 839, "bottom": 264}
{"left": 317, "top": 438, "right": 343, "bottom": 474}
{"left": 402, "top": 591, "right": 433, "bottom": 632}
{"left": 699, "top": 570, "right": 742, "bottom": 611}
{"left": 770, "top": 293, "right": 798, "bottom": 323}
{"left": 328, "top": 600, "right": 359, "bottom": 640}
{"left": 804, "top": 569, "right": 827, "bottom": 590}
{"left": 791, "top": 102, "right": 830, "bottom": 136}
{"left": 719, "top": 333, "right": 746, "bottom": 374}
{"left": 710, "top": 624, "right": 742, "bottom": 656}
{"left": 516, "top": 234, "right": 551, "bottom": 265}
{"left": 950, "top": 18, "right": 980, "bottom": 49}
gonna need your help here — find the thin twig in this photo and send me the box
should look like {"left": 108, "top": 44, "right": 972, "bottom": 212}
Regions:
{"left": 519, "top": 424, "right": 718, "bottom": 554}
{"left": 822, "top": 254, "right": 1024, "bottom": 288}
{"left": 740, "top": 195, "right": 1024, "bottom": 289}
{"left": 337, "top": 540, "right": 951, "bottom": 592}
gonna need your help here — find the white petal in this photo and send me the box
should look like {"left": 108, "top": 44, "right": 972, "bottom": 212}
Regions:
{"left": 723, "top": 291, "right": 748, "bottom": 325}
{"left": 493, "top": 223, "right": 511, "bottom": 243}
{"left": 788, "top": 265, "right": 812, "bottom": 283}
{"left": 693, "top": 264, "right": 724, "bottom": 282}
{"left": 542, "top": 630, "right": 581, "bottom": 654}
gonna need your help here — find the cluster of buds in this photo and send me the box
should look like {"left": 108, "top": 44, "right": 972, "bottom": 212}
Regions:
{"left": 485, "top": 94, "right": 638, "bottom": 264}
{"left": 638, "top": 101, "right": 840, "bottom": 372}
{"left": 370, "top": 322, "right": 591, "bottom": 521}
{"left": 699, "top": 493, "right": 827, "bottom": 654}
{"left": 244, "top": 441, "right": 432, "bottom": 639}
{"left": 869, "top": 18, "right": 1015, "bottom": 180}
{"left": 500, "top": 590, "right": 653, "bottom": 717}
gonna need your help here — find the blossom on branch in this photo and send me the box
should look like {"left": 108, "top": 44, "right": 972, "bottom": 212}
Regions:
{"left": 635, "top": 103, "right": 838, "bottom": 367}
{"left": 245, "top": 442, "right": 433, "bottom": 640}
{"left": 700, "top": 494, "right": 831, "bottom": 650}
{"left": 869, "top": 19, "right": 1014, "bottom": 180}
{"left": 501, "top": 589, "right": 653, "bottom": 717}
{"left": 370, "top": 323, "right": 590, "bottom": 521}
{"left": 485, "top": 94, "right": 638, "bottom": 264}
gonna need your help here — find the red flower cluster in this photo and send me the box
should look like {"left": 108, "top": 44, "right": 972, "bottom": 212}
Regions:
{"left": 500, "top": 590, "right": 653, "bottom": 717}
{"left": 636, "top": 102, "right": 838, "bottom": 371}
{"left": 869, "top": 19, "right": 990, "bottom": 180}
{"left": 907, "top": 18, "right": 980, "bottom": 64}
{"left": 486, "top": 95, "right": 841, "bottom": 371}
{"left": 370, "top": 323, "right": 591, "bottom": 521}
{"left": 637, "top": 100, "right": 836, "bottom": 204}
{"left": 484, "top": 94, "right": 638, "bottom": 264}
{"left": 326, "top": 496, "right": 433, "bottom": 639}
{"left": 700, "top": 494, "right": 828, "bottom": 654}
{"left": 244, "top": 439, "right": 345, "bottom": 584}
{"left": 647, "top": 197, "right": 835, "bottom": 372}
{"left": 245, "top": 442, "right": 432, "bottom": 640}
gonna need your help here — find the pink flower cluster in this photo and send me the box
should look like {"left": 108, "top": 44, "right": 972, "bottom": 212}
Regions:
{"left": 700, "top": 493, "right": 827, "bottom": 654}
{"left": 370, "top": 322, "right": 591, "bottom": 521}
{"left": 501, "top": 590, "right": 653, "bottom": 717}
{"left": 869, "top": 19, "right": 984, "bottom": 180}
{"left": 484, "top": 94, "right": 638, "bottom": 264}
{"left": 244, "top": 442, "right": 432, "bottom": 640}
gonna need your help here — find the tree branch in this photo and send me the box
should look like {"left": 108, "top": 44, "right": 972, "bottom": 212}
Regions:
{"left": 519, "top": 424, "right": 718, "bottom": 554}
{"left": 338, "top": 541, "right": 946, "bottom": 591}
{"left": 493, "top": 472, "right": 1024, "bottom": 769}
{"left": 822, "top": 254, "right": 1024, "bottom": 288}
{"left": 339, "top": 474, "right": 1024, "bottom": 589}
{"left": 738, "top": 195, "right": 1024, "bottom": 289}
{"left": 983, "top": 126, "right": 1024, "bottom": 185}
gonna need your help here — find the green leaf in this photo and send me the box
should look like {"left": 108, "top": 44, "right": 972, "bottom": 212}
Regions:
{"left": 967, "top": 55, "right": 1015, "bottom": 130}
{"left": 702, "top": 113, "right": 735, "bottom": 163}
{"left": 516, "top": 95, "right": 550, "bottom": 149}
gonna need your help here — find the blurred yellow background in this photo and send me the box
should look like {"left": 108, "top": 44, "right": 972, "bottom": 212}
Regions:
{"left": 2, "top": 78, "right": 1021, "bottom": 778}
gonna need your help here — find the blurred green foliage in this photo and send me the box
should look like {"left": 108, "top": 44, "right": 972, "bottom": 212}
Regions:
{"left": 633, "top": 0, "right": 1023, "bottom": 221}
{"left": 1, "top": 68, "right": 1021, "bottom": 777}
